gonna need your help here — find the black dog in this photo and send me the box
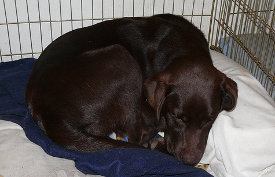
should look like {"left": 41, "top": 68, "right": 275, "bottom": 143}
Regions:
{"left": 26, "top": 14, "right": 238, "bottom": 165}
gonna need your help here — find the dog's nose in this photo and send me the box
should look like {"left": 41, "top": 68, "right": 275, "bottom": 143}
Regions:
{"left": 177, "top": 151, "right": 202, "bottom": 166}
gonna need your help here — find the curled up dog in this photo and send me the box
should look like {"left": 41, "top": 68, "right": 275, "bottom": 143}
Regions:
{"left": 26, "top": 14, "right": 238, "bottom": 165}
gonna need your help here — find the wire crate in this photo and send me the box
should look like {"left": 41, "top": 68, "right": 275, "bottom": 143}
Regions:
{"left": 209, "top": 0, "right": 275, "bottom": 99}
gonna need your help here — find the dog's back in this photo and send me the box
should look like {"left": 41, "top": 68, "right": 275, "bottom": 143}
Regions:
{"left": 32, "top": 14, "right": 210, "bottom": 78}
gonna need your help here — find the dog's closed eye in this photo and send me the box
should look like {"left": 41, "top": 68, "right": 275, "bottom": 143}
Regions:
{"left": 171, "top": 112, "right": 188, "bottom": 121}
{"left": 174, "top": 115, "right": 190, "bottom": 126}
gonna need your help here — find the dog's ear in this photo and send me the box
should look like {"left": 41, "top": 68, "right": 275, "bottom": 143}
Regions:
{"left": 220, "top": 74, "right": 238, "bottom": 111}
{"left": 143, "top": 72, "right": 169, "bottom": 121}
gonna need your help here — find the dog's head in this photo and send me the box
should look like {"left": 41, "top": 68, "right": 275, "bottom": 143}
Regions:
{"left": 144, "top": 56, "right": 238, "bottom": 165}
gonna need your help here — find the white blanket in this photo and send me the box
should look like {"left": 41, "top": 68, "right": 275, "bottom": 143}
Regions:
{"left": 0, "top": 120, "right": 101, "bottom": 177}
{"left": 200, "top": 50, "right": 275, "bottom": 177}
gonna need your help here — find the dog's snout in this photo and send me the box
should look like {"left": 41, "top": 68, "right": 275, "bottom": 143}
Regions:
{"left": 165, "top": 136, "right": 202, "bottom": 165}
{"left": 165, "top": 126, "right": 210, "bottom": 165}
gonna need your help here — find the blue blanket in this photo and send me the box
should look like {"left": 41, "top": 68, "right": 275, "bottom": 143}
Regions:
{"left": 0, "top": 58, "right": 213, "bottom": 177}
